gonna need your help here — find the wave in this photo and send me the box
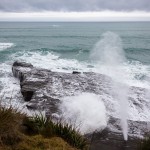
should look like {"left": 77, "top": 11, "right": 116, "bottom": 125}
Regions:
{"left": 12, "top": 51, "right": 90, "bottom": 73}
{"left": 0, "top": 63, "right": 22, "bottom": 106}
{"left": 0, "top": 62, "right": 42, "bottom": 116}
{"left": 1, "top": 32, "right": 150, "bottom": 136}
{"left": 11, "top": 49, "right": 150, "bottom": 89}
{"left": 51, "top": 24, "right": 60, "bottom": 28}
{"left": 89, "top": 32, "right": 150, "bottom": 88}
{"left": 31, "top": 47, "right": 89, "bottom": 53}
{"left": 0, "top": 43, "right": 14, "bottom": 51}
{"left": 5, "top": 50, "right": 150, "bottom": 120}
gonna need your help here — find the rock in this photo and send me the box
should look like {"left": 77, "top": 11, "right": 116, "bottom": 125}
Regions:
{"left": 26, "top": 103, "right": 37, "bottom": 110}
{"left": 22, "top": 90, "right": 34, "bottom": 102}
{"left": 12, "top": 61, "right": 33, "bottom": 82}
{"left": 13, "top": 61, "right": 33, "bottom": 68}
{"left": 108, "top": 116, "right": 150, "bottom": 137}
{"left": 86, "top": 128, "right": 140, "bottom": 150}
{"left": 72, "top": 71, "right": 81, "bottom": 74}
{"left": 12, "top": 61, "right": 150, "bottom": 149}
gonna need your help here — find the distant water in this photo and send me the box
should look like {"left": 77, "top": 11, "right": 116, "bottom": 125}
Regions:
{"left": 0, "top": 22, "right": 150, "bottom": 126}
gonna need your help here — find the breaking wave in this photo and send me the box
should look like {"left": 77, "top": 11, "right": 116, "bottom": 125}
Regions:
{"left": 0, "top": 43, "right": 14, "bottom": 51}
{"left": 0, "top": 32, "right": 150, "bottom": 138}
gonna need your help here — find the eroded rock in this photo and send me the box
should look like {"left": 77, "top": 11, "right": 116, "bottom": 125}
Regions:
{"left": 12, "top": 61, "right": 150, "bottom": 148}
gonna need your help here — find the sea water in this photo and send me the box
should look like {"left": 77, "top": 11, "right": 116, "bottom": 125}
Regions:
{"left": 0, "top": 22, "right": 150, "bottom": 137}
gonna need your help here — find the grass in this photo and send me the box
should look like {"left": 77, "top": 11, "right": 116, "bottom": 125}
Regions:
{"left": 12, "top": 135, "right": 77, "bottom": 150}
{"left": 23, "top": 114, "right": 88, "bottom": 150}
{"left": 0, "top": 105, "right": 88, "bottom": 150}
{"left": 0, "top": 106, "right": 24, "bottom": 145}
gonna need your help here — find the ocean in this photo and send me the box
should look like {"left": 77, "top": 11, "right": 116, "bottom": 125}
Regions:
{"left": 0, "top": 22, "right": 150, "bottom": 134}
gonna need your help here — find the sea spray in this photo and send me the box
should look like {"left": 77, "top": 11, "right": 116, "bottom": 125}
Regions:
{"left": 59, "top": 93, "right": 107, "bottom": 134}
{"left": 90, "top": 32, "right": 125, "bottom": 65}
{"left": 0, "top": 43, "right": 14, "bottom": 51}
{"left": 90, "top": 31, "right": 129, "bottom": 140}
{"left": 114, "top": 83, "right": 128, "bottom": 141}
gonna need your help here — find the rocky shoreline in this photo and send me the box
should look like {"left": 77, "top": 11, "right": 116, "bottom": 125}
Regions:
{"left": 12, "top": 61, "right": 150, "bottom": 150}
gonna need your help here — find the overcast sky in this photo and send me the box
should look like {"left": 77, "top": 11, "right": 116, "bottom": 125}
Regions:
{"left": 0, "top": 0, "right": 150, "bottom": 21}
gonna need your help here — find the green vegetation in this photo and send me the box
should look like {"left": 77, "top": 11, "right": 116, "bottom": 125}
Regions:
{"left": 23, "top": 114, "right": 88, "bottom": 149}
{"left": 0, "top": 106, "right": 88, "bottom": 150}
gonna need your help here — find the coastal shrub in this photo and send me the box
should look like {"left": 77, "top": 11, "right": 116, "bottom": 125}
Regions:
{"left": 0, "top": 106, "right": 24, "bottom": 146}
{"left": 23, "top": 114, "right": 88, "bottom": 150}
{"left": 0, "top": 107, "right": 22, "bottom": 134}
{"left": 23, "top": 114, "right": 55, "bottom": 137}
{"left": 0, "top": 105, "right": 78, "bottom": 150}
{"left": 55, "top": 122, "right": 88, "bottom": 150}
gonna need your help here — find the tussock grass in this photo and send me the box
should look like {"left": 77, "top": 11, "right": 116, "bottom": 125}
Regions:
{"left": 23, "top": 114, "right": 88, "bottom": 150}
{"left": 0, "top": 106, "right": 23, "bottom": 134}
{"left": 0, "top": 106, "right": 25, "bottom": 146}
{"left": 13, "top": 135, "right": 77, "bottom": 150}
{"left": 0, "top": 105, "right": 88, "bottom": 150}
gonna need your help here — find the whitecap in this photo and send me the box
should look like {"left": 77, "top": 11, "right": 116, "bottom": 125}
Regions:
{"left": 0, "top": 43, "right": 14, "bottom": 51}
{"left": 12, "top": 51, "right": 91, "bottom": 73}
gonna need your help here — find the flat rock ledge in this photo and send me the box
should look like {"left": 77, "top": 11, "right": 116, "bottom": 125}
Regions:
{"left": 12, "top": 61, "right": 150, "bottom": 150}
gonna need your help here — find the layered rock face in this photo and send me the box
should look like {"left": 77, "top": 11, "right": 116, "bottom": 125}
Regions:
{"left": 12, "top": 61, "right": 150, "bottom": 150}
{"left": 12, "top": 61, "right": 113, "bottom": 114}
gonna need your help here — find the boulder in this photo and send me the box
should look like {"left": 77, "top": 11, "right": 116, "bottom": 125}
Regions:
{"left": 72, "top": 71, "right": 81, "bottom": 74}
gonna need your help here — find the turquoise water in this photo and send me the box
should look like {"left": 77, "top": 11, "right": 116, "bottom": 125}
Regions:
{"left": 0, "top": 22, "right": 150, "bottom": 63}
{"left": 0, "top": 22, "right": 150, "bottom": 122}
{"left": 1, "top": 22, "right": 150, "bottom": 83}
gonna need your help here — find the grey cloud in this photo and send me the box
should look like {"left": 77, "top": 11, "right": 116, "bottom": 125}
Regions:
{"left": 0, "top": 0, "right": 150, "bottom": 12}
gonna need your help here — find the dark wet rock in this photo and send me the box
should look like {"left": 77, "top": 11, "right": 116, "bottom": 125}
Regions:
{"left": 108, "top": 116, "right": 150, "bottom": 137}
{"left": 86, "top": 128, "right": 140, "bottom": 150}
{"left": 72, "top": 71, "right": 81, "bottom": 74}
{"left": 22, "top": 90, "right": 34, "bottom": 102}
{"left": 26, "top": 103, "right": 37, "bottom": 110}
{"left": 13, "top": 61, "right": 33, "bottom": 68}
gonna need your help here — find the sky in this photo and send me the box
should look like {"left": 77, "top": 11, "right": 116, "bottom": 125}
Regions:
{"left": 0, "top": 0, "right": 150, "bottom": 21}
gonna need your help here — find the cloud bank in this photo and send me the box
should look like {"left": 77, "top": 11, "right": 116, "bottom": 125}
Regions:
{"left": 0, "top": 0, "right": 150, "bottom": 12}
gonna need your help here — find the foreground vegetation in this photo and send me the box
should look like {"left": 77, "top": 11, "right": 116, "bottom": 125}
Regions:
{"left": 1, "top": 104, "right": 150, "bottom": 150}
{"left": 0, "top": 106, "right": 88, "bottom": 150}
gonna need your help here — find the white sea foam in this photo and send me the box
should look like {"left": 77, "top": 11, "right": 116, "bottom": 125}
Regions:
{"left": 90, "top": 32, "right": 129, "bottom": 140}
{"left": 1, "top": 32, "right": 150, "bottom": 137}
{"left": 0, "top": 63, "right": 41, "bottom": 116}
{"left": 12, "top": 51, "right": 90, "bottom": 73}
{"left": 0, "top": 63, "right": 22, "bottom": 107}
{"left": 13, "top": 51, "right": 150, "bottom": 88}
{"left": 9, "top": 48, "right": 150, "bottom": 123}
{"left": 59, "top": 93, "right": 107, "bottom": 134}
{"left": 0, "top": 43, "right": 14, "bottom": 51}
{"left": 93, "top": 61, "right": 150, "bottom": 89}
{"left": 52, "top": 24, "right": 60, "bottom": 28}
